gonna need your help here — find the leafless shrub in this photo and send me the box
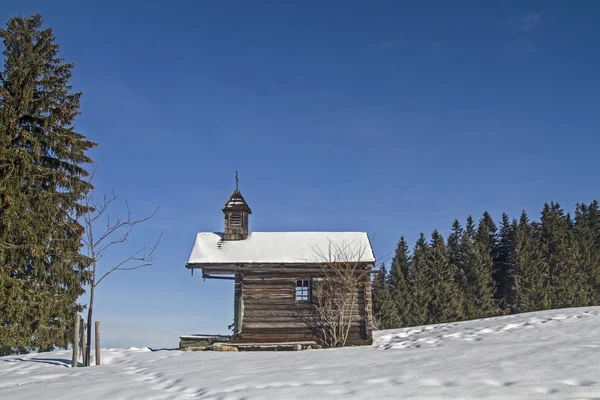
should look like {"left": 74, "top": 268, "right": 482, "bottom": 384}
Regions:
{"left": 69, "top": 167, "right": 162, "bottom": 365}
{"left": 310, "top": 240, "right": 371, "bottom": 347}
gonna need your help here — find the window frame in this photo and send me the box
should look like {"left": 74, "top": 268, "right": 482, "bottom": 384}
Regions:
{"left": 295, "top": 279, "right": 312, "bottom": 303}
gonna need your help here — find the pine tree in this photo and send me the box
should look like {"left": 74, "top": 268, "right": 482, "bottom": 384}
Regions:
{"left": 514, "top": 211, "right": 550, "bottom": 312}
{"left": 388, "top": 237, "right": 412, "bottom": 328}
{"left": 0, "top": 14, "right": 95, "bottom": 353}
{"left": 410, "top": 233, "right": 431, "bottom": 326}
{"left": 495, "top": 213, "right": 517, "bottom": 311}
{"left": 540, "top": 202, "right": 586, "bottom": 308}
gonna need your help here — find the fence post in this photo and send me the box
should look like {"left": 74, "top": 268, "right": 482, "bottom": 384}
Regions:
{"left": 80, "top": 316, "right": 87, "bottom": 366}
{"left": 72, "top": 315, "right": 79, "bottom": 368}
{"left": 95, "top": 321, "right": 101, "bottom": 366}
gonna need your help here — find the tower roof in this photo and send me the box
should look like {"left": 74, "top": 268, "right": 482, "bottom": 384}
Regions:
{"left": 222, "top": 190, "right": 252, "bottom": 214}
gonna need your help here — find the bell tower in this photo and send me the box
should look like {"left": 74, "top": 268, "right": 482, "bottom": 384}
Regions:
{"left": 222, "top": 171, "right": 251, "bottom": 240}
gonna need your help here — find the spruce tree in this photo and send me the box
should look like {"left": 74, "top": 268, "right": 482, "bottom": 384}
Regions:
{"left": 476, "top": 212, "right": 498, "bottom": 295}
{"left": 448, "top": 219, "right": 468, "bottom": 286}
{"left": 449, "top": 219, "right": 476, "bottom": 317}
{"left": 573, "top": 202, "right": 600, "bottom": 305}
{"left": 410, "top": 233, "right": 431, "bottom": 326}
{"left": 458, "top": 215, "right": 478, "bottom": 319}
{"left": 473, "top": 214, "right": 500, "bottom": 318}
{"left": 388, "top": 237, "right": 412, "bottom": 328}
{"left": 495, "top": 213, "right": 517, "bottom": 311}
{"left": 372, "top": 265, "right": 385, "bottom": 327}
{"left": 447, "top": 219, "right": 463, "bottom": 268}
{"left": 371, "top": 264, "right": 396, "bottom": 330}
{"left": 540, "top": 202, "right": 585, "bottom": 308}
{"left": 458, "top": 217, "right": 479, "bottom": 318}
{"left": 465, "top": 215, "right": 476, "bottom": 238}
{"left": 0, "top": 14, "right": 95, "bottom": 353}
{"left": 478, "top": 212, "right": 498, "bottom": 252}
{"left": 514, "top": 211, "right": 550, "bottom": 312}
{"left": 588, "top": 200, "right": 600, "bottom": 304}
{"left": 424, "top": 230, "right": 463, "bottom": 323}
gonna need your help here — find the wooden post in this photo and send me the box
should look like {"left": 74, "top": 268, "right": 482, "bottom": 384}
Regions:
{"left": 80, "top": 316, "right": 87, "bottom": 366}
{"left": 72, "top": 315, "right": 80, "bottom": 368}
{"left": 95, "top": 321, "right": 101, "bottom": 366}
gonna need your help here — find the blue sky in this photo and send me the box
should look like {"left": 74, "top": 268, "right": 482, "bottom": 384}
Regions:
{"left": 3, "top": 1, "right": 599, "bottom": 348}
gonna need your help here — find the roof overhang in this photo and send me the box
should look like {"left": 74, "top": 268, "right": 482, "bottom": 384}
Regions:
{"left": 186, "top": 261, "right": 376, "bottom": 278}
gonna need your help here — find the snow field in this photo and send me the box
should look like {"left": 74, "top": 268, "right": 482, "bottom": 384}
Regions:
{"left": 1, "top": 307, "right": 599, "bottom": 399}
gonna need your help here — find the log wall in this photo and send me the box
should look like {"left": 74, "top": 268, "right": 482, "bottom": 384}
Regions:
{"left": 235, "top": 268, "right": 372, "bottom": 345}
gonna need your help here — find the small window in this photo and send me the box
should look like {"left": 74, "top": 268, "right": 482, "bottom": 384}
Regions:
{"left": 296, "top": 279, "right": 311, "bottom": 302}
{"left": 229, "top": 213, "right": 242, "bottom": 227}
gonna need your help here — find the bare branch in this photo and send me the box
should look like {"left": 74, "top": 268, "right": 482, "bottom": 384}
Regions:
{"left": 93, "top": 232, "right": 162, "bottom": 288}
{"left": 76, "top": 164, "right": 162, "bottom": 366}
{"left": 116, "top": 263, "right": 152, "bottom": 271}
{"left": 93, "top": 205, "right": 159, "bottom": 249}
{"left": 88, "top": 190, "right": 118, "bottom": 225}
{"left": 308, "top": 238, "right": 372, "bottom": 347}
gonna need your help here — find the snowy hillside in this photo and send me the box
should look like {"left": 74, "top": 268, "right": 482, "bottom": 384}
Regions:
{"left": 1, "top": 307, "right": 599, "bottom": 399}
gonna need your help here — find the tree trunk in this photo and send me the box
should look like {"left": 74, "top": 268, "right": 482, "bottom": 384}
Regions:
{"left": 72, "top": 315, "right": 79, "bottom": 368}
{"left": 85, "top": 283, "right": 94, "bottom": 366}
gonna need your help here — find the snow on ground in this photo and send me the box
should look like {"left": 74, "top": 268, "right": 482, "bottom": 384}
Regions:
{"left": 1, "top": 307, "right": 600, "bottom": 399}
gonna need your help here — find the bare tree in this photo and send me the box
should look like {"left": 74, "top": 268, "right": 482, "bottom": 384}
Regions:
{"left": 79, "top": 169, "right": 162, "bottom": 365}
{"left": 310, "top": 240, "right": 371, "bottom": 347}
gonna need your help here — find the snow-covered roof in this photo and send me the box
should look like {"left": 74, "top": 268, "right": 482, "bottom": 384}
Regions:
{"left": 186, "top": 232, "right": 375, "bottom": 266}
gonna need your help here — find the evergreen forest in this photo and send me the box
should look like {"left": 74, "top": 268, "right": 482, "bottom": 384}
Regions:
{"left": 373, "top": 202, "right": 600, "bottom": 329}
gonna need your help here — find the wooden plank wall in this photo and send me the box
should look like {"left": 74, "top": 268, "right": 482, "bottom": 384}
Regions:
{"left": 237, "top": 268, "right": 372, "bottom": 345}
